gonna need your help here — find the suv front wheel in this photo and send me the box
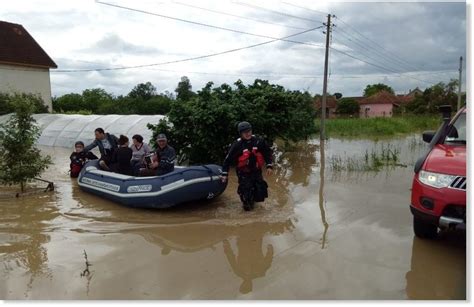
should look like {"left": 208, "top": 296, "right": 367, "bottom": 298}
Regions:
{"left": 413, "top": 216, "right": 438, "bottom": 239}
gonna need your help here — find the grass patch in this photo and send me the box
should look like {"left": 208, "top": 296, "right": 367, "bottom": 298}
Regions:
{"left": 316, "top": 115, "right": 441, "bottom": 138}
{"left": 329, "top": 143, "right": 406, "bottom": 172}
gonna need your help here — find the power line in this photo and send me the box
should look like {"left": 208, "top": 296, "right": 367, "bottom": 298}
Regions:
{"left": 47, "top": 26, "right": 323, "bottom": 72}
{"left": 282, "top": 2, "right": 429, "bottom": 73}
{"left": 95, "top": 1, "right": 324, "bottom": 48}
{"left": 234, "top": 2, "right": 323, "bottom": 24}
{"left": 281, "top": 2, "right": 330, "bottom": 17}
{"left": 334, "top": 16, "right": 427, "bottom": 72}
{"left": 332, "top": 26, "right": 412, "bottom": 73}
{"left": 329, "top": 46, "right": 434, "bottom": 85}
{"left": 172, "top": 1, "right": 307, "bottom": 30}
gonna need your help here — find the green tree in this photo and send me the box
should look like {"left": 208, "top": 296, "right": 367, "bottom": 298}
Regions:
{"left": 175, "top": 76, "right": 196, "bottom": 102}
{"left": 128, "top": 82, "right": 157, "bottom": 100}
{"left": 363, "top": 83, "right": 394, "bottom": 97}
{"left": 148, "top": 79, "right": 317, "bottom": 165}
{"left": 405, "top": 79, "right": 459, "bottom": 114}
{"left": 336, "top": 98, "right": 360, "bottom": 115}
{"left": 52, "top": 93, "right": 84, "bottom": 112}
{"left": 0, "top": 94, "right": 52, "bottom": 192}
{"left": 1, "top": 92, "right": 48, "bottom": 115}
{"left": 82, "top": 88, "right": 113, "bottom": 113}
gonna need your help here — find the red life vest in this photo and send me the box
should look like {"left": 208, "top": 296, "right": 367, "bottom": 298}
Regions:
{"left": 237, "top": 147, "right": 265, "bottom": 171}
{"left": 70, "top": 162, "right": 83, "bottom": 178}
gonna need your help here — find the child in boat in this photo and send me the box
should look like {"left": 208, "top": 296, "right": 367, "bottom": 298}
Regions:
{"left": 110, "top": 135, "right": 134, "bottom": 176}
{"left": 70, "top": 141, "right": 98, "bottom": 178}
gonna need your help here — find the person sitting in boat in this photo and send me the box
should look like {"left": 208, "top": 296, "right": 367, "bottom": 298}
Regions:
{"left": 140, "top": 133, "right": 176, "bottom": 176}
{"left": 130, "top": 134, "right": 151, "bottom": 174}
{"left": 110, "top": 135, "right": 134, "bottom": 176}
{"left": 69, "top": 141, "right": 98, "bottom": 178}
{"left": 83, "top": 128, "right": 119, "bottom": 171}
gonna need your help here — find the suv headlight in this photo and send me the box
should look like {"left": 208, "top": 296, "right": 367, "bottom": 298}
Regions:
{"left": 418, "top": 170, "right": 456, "bottom": 188}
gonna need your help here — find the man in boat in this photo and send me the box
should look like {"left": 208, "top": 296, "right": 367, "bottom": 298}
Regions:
{"left": 140, "top": 133, "right": 176, "bottom": 176}
{"left": 83, "top": 128, "right": 119, "bottom": 171}
{"left": 221, "top": 122, "right": 273, "bottom": 211}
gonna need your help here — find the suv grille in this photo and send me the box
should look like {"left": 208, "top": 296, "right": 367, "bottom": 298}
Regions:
{"left": 442, "top": 205, "right": 466, "bottom": 221}
{"left": 449, "top": 176, "right": 466, "bottom": 190}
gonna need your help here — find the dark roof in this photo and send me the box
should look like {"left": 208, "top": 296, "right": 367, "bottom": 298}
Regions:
{"left": 0, "top": 20, "right": 57, "bottom": 68}
{"left": 314, "top": 96, "right": 338, "bottom": 109}
{"left": 359, "top": 90, "right": 400, "bottom": 107}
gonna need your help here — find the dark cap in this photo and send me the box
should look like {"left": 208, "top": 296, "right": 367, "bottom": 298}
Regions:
{"left": 156, "top": 133, "right": 167, "bottom": 141}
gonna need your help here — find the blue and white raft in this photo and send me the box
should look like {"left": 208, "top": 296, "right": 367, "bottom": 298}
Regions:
{"left": 77, "top": 160, "right": 227, "bottom": 208}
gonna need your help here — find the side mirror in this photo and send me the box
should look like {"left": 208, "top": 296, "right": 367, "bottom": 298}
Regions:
{"left": 422, "top": 131, "right": 435, "bottom": 143}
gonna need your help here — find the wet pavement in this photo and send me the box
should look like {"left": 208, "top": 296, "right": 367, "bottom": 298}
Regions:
{"left": 0, "top": 135, "right": 466, "bottom": 299}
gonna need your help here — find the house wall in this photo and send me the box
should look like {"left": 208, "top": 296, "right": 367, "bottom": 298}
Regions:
{"left": 0, "top": 63, "right": 52, "bottom": 112}
{"left": 359, "top": 103, "right": 393, "bottom": 118}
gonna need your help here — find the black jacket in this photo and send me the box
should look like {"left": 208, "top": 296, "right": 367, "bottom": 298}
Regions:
{"left": 154, "top": 145, "right": 176, "bottom": 175}
{"left": 111, "top": 146, "right": 133, "bottom": 176}
{"left": 84, "top": 133, "right": 119, "bottom": 157}
{"left": 222, "top": 136, "right": 273, "bottom": 176}
{"left": 70, "top": 151, "right": 98, "bottom": 165}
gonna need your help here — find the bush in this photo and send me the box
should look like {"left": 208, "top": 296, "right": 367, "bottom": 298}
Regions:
{"left": 1, "top": 92, "right": 48, "bottom": 115}
{"left": 336, "top": 98, "right": 360, "bottom": 115}
{"left": 0, "top": 94, "right": 52, "bottom": 192}
{"left": 148, "top": 79, "right": 317, "bottom": 165}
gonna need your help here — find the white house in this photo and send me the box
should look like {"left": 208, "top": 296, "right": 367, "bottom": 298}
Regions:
{"left": 0, "top": 20, "right": 57, "bottom": 112}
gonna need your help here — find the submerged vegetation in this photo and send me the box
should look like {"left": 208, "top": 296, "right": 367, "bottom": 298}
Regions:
{"left": 328, "top": 143, "right": 406, "bottom": 172}
{"left": 317, "top": 115, "right": 441, "bottom": 138}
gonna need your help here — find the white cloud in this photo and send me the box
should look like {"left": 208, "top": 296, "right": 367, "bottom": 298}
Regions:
{"left": 1, "top": 0, "right": 466, "bottom": 97}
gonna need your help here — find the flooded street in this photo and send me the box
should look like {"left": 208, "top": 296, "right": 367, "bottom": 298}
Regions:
{"left": 0, "top": 135, "right": 466, "bottom": 300}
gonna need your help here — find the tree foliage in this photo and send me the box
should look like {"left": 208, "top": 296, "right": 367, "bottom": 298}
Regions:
{"left": 52, "top": 82, "right": 172, "bottom": 115}
{"left": 148, "top": 79, "right": 317, "bottom": 165}
{"left": 405, "top": 79, "right": 460, "bottom": 114}
{"left": 0, "top": 94, "right": 52, "bottom": 192}
{"left": 1, "top": 92, "right": 48, "bottom": 115}
{"left": 336, "top": 98, "right": 360, "bottom": 115}
{"left": 363, "top": 83, "right": 394, "bottom": 97}
{"left": 175, "top": 76, "right": 196, "bottom": 102}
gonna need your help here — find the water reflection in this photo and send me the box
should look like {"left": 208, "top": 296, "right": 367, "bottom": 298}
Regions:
{"left": 0, "top": 195, "right": 59, "bottom": 296}
{"left": 318, "top": 141, "right": 329, "bottom": 249}
{"left": 405, "top": 235, "right": 466, "bottom": 300}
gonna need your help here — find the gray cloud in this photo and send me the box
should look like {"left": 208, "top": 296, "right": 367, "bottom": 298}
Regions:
{"left": 2, "top": 1, "right": 464, "bottom": 97}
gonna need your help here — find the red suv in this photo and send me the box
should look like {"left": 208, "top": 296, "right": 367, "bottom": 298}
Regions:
{"left": 410, "top": 105, "right": 466, "bottom": 239}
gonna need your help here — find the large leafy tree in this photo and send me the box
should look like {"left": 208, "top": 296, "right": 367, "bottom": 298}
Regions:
{"left": 363, "top": 83, "right": 394, "bottom": 97}
{"left": 175, "top": 76, "right": 196, "bottom": 102}
{"left": 148, "top": 79, "right": 317, "bottom": 165}
{"left": 336, "top": 98, "right": 360, "bottom": 115}
{"left": 128, "top": 82, "right": 157, "bottom": 101}
{"left": 82, "top": 88, "right": 113, "bottom": 113}
{"left": 405, "top": 79, "right": 459, "bottom": 114}
{"left": 0, "top": 94, "right": 52, "bottom": 192}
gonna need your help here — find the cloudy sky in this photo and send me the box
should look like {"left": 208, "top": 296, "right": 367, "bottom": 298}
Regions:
{"left": 1, "top": 0, "right": 467, "bottom": 97}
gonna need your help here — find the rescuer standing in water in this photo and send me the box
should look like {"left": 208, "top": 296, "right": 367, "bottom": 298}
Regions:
{"left": 221, "top": 122, "right": 273, "bottom": 211}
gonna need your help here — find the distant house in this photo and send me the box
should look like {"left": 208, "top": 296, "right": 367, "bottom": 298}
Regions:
{"left": 397, "top": 87, "right": 423, "bottom": 106}
{"left": 314, "top": 95, "right": 338, "bottom": 118}
{"left": 358, "top": 91, "right": 400, "bottom": 118}
{"left": 0, "top": 21, "right": 57, "bottom": 112}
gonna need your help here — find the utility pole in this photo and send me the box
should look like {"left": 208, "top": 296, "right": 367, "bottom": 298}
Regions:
{"left": 457, "top": 56, "right": 463, "bottom": 111}
{"left": 320, "top": 14, "right": 331, "bottom": 140}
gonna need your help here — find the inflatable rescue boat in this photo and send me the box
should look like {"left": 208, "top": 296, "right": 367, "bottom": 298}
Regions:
{"left": 77, "top": 160, "right": 227, "bottom": 208}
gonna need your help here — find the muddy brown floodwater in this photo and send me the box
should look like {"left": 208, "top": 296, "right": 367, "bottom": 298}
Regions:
{"left": 0, "top": 135, "right": 466, "bottom": 300}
